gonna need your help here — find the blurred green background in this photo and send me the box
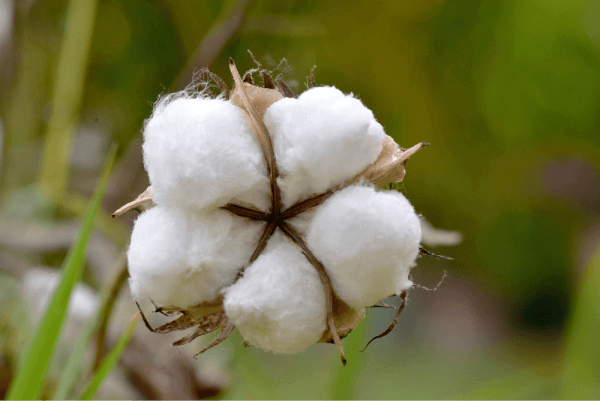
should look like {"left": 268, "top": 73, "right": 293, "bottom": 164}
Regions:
{"left": 0, "top": 0, "right": 599, "bottom": 399}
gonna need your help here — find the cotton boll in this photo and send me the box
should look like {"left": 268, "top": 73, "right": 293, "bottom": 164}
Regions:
{"left": 186, "top": 209, "right": 264, "bottom": 302}
{"left": 128, "top": 206, "right": 206, "bottom": 308}
{"left": 306, "top": 185, "right": 421, "bottom": 309}
{"left": 143, "top": 96, "right": 268, "bottom": 210}
{"left": 265, "top": 86, "right": 385, "bottom": 207}
{"left": 223, "top": 232, "right": 327, "bottom": 354}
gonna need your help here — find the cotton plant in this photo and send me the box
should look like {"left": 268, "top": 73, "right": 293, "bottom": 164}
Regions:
{"left": 114, "top": 57, "right": 430, "bottom": 364}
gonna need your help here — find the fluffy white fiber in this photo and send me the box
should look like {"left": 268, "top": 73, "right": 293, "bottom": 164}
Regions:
{"left": 223, "top": 232, "right": 327, "bottom": 354}
{"left": 128, "top": 206, "right": 263, "bottom": 308}
{"left": 306, "top": 185, "right": 421, "bottom": 309}
{"left": 143, "top": 97, "right": 269, "bottom": 211}
{"left": 265, "top": 86, "right": 385, "bottom": 207}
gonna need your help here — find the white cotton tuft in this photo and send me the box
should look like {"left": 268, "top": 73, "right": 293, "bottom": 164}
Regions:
{"left": 128, "top": 206, "right": 199, "bottom": 308}
{"left": 186, "top": 209, "right": 264, "bottom": 302}
{"left": 264, "top": 86, "right": 385, "bottom": 207}
{"left": 128, "top": 206, "right": 263, "bottom": 308}
{"left": 223, "top": 232, "right": 327, "bottom": 354}
{"left": 306, "top": 185, "right": 421, "bottom": 309}
{"left": 143, "top": 96, "right": 269, "bottom": 210}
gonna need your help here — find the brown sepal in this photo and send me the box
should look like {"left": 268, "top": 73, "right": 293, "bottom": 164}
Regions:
{"left": 357, "top": 137, "right": 429, "bottom": 187}
{"left": 229, "top": 74, "right": 283, "bottom": 119}
{"left": 172, "top": 310, "right": 228, "bottom": 346}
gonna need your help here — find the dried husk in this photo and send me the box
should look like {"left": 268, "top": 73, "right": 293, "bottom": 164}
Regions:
{"left": 318, "top": 294, "right": 365, "bottom": 343}
{"left": 116, "top": 59, "right": 427, "bottom": 361}
{"left": 356, "top": 136, "right": 429, "bottom": 187}
{"left": 229, "top": 82, "right": 283, "bottom": 119}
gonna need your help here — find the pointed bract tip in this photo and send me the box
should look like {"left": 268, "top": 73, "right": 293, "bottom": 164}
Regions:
{"left": 229, "top": 57, "right": 235, "bottom": 65}
{"left": 422, "top": 142, "right": 431, "bottom": 147}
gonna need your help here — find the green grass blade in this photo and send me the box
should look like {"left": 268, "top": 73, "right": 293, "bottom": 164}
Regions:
{"left": 38, "top": 0, "right": 99, "bottom": 196}
{"left": 53, "top": 251, "right": 126, "bottom": 399}
{"left": 5, "top": 145, "right": 117, "bottom": 400}
{"left": 78, "top": 317, "right": 139, "bottom": 400}
{"left": 560, "top": 246, "right": 600, "bottom": 399}
{"left": 52, "top": 304, "right": 102, "bottom": 399}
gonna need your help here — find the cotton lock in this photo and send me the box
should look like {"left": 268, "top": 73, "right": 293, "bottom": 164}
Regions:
{"left": 307, "top": 185, "right": 421, "bottom": 309}
{"left": 265, "top": 86, "right": 385, "bottom": 207}
{"left": 143, "top": 97, "right": 269, "bottom": 211}
{"left": 224, "top": 232, "right": 327, "bottom": 354}
{"left": 128, "top": 206, "right": 263, "bottom": 308}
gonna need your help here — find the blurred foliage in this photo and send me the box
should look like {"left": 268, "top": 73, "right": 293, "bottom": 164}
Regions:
{"left": 5, "top": 145, "right": 115, "bottom": 399}
{"left": 0, "top": 0, "right": 599, "bottom": 398}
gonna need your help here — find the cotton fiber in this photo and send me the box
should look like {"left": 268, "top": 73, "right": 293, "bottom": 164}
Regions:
{"left": 128, "top": 206, "right": 203, "bottom": 308}
{"left": 128, "top": 206, "right": 264, "bottom": 308}
{"left": 143, "top": 97, "right": 269, "bottom": 210}
{"left": 306, "top": 185, "right": 421, "bottom": 309}
{"left": 265, "top": 86, "right": 385, "bottom": 207}
{"left": 223, "top": 232, "right": 327, "bottom": 354}
{"left": 186, "top": 209, "right": 264, "bottom": 302}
